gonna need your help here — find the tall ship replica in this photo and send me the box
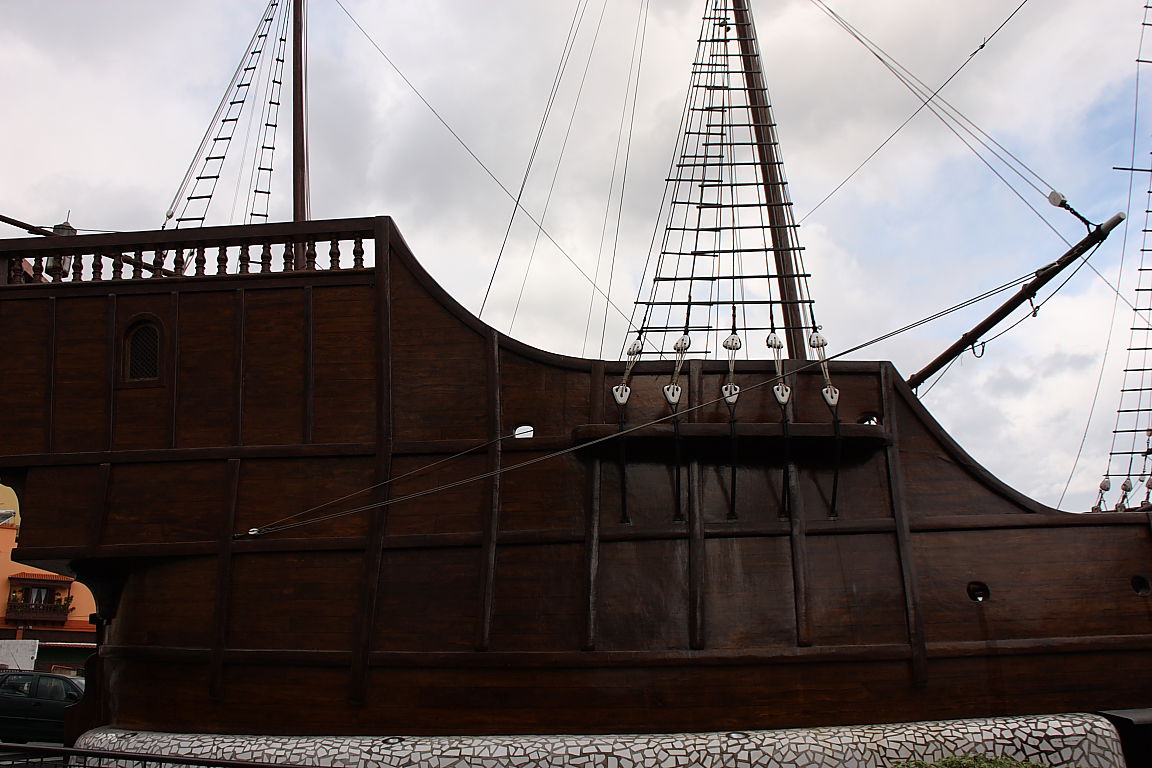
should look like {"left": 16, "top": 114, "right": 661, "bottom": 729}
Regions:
{"left": 0, "top": 0, "right": 1150, "bottom": 763}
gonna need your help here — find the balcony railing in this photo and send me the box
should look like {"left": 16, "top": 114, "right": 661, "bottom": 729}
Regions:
{"left": 0, "top": 217, "right": 379, "bottom": 285}
{"left": 6, "top": 601, "right": 71, "bottom": 622}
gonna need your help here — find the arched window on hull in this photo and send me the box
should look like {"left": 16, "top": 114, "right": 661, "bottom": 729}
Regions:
{"left": 124, "top": 321, "right": 161, "bottom": 382}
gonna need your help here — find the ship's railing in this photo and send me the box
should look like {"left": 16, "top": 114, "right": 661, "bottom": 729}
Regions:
{"left": 0, "top": 217, "right": 378, "bottom": 285}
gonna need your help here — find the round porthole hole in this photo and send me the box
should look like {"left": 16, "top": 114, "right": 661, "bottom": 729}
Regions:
{"left": 1132, "top": 575, "right": 1151, "bottom": 596}
{"left": 966, "top": 581, "right": 990, "bottom": 603}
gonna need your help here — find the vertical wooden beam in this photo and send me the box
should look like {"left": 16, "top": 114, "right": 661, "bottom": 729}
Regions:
{"left": 303, "top": 285, "right": 314, "bottom": 444}
{"left": 582, "top": 361, "right": 605, "bottom": 651}
{"left": 782, "top": 365, "right": 810, "bottom": 647}
{"left": 476, "top": 329, "right": 502, "bottom": 652}
{"left": 688, "top": 460, "right": 706, "bottom": 650}
{"left": 105, "top": 294, "right": 117, "bottom": 451}
{"left": 350, "top": 217, "right": 394, "bottom": 702}
{"left": 233, "top": 290, "right": 246, "bottom": 446}
{"left": 209, "top": 458, "right": 242, "bottom": 701}
{"left": 46, "top": 297, "right": 57, "bottom": 453}
{"left": 169, "top": 292, "right": 180, "bottom": 449}
{"left": 882, "top": 364, "right": 928, "bottom": 684}
{"left": 687, "top": 360, "right": 706, "bottom": 649}
{"left": 88, "top": 463, "right": 112, "bottom": 554}
{"left": 789, "top": 513, "right": 810, "bottom": 647}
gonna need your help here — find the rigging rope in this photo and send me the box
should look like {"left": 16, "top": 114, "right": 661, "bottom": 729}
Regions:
{"left": 582, "top": 0, "right": 649, "bottom": 357}
{"left": 805, "top": 0, "right": 1083, "bottom": 248}
{"left": 509, "top": 0, "right": 611, "bottom": 334}
{"left": 799, "top": 0, "right": 1032, "bottom": 225}
{"left": 597, "top": 0, "right": 649, "bottom": 359}
{"left": 332, "top": 0, "right": 650, "bottom": 345}
{"left": 479, "top": 0, "right": 590, "bottom": 317}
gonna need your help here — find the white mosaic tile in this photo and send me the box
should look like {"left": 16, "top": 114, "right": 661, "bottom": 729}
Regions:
{"left": 75, "top": 713, "right": 1126, "bottom": 768}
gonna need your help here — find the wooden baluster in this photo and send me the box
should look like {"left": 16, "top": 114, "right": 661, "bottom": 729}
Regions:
{"left": 32, "top": 256, "right": 44, "bottom": 282}
{"left": 238, "top": 244, "right": 250, "bottom": 275}
{"left": 71, "top": 253, "right": 84, "bottom": 282}
{"left": 305, "top": 241, "right": 317, "bottom": 271}
{"left": 216, "top": 246, "right": 228, "bottom": 275}
{"left": 92, "top": 252, "right": 104, "bottom": 282}
{"left": 132, "top": 249, "right": 143, "bottom": 280}
{"left": 195, "top": 246, "right": 206, "bottom": 276}
{"left": 352, "top": 237, "right": 364, "bottom": 269}
{"left": 261, "top": 242, "right": 272, "bottom": 273}
{"left": 7, "top": 259, "right": 23, "bottom": 284}
{"left": 151, "top": 249, "right": 164, "bottom": 278}
{"left": 329, "top": 240, "right": 340, "bottom": 270}
{"left": 111, "top": 253, "right": 123, "bottom": 281}
{"left": 47, "top": 254, "right": 62, "bottom": 282}
{"left": 283, "top": 241, "right": 294, "bottom": 272}
{"left": 173, "top": 248, "right": 185, "bottom": 275}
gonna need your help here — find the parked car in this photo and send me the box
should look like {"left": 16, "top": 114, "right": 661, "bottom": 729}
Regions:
{"left": 0, "top": 670, "right": 83, "bottom": 743}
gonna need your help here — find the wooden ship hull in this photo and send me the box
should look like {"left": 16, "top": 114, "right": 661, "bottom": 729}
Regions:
{"left": 1, "top": 217, "right": 1150, "bottom": 737}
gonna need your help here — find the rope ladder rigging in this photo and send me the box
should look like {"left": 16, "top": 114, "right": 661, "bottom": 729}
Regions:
{"left": 627, "top": 0, "right": 822, "bottom": 364}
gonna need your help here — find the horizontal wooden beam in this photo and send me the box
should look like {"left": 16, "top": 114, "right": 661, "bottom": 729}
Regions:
{"left": 0, "top": 443, "right": 374, "bottom": 467}
{"left": 96, "top": 632, "right": 1152, "bottom": 669}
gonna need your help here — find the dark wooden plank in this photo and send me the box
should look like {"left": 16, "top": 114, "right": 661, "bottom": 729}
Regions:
{"left": 782, "top": 365, "right": 811, "bottom": 648}
{"left": 242, "top": 289, "right": 306, "bottom": 444}
{"left": 687, "top": 360, "right": 706, "bottom": 649}
{"left": 102, "top": 643, "right": 926, "bottom": 667}
{"left": 209, "top": 459, "right": 242, "bottom": 700}
{"left": 0, "top": 443, "right": 374, "bottom": 467}
{"left": 392, "top": 436, "right": 572, "bottom": 455}
{"left": 45, "top": 297, "right": 57, "bottom": 453}
{"left": 789, "top": 514, "right": 810, "bottom": 647}
{"left": 233, "top": 290, "right": 246, "bottom": 446}
{"left": 87, "top": 463, "right": 113, "bottom": 553}
{"left": 127, "top": 631, "right": 1152, "bottom": 670}
{"left": 908, "top": 513, "right": 1149, "bottom": 531}
{"left": 688, "top": 460, "right": 705, "bottom": 650}
{"left": 105, "top": 294, "right": 117, "bottom": 450}
{"left": 476, "top": 330, "right": 502, "bottom": 652}
{"left": 881, "top": 364, "right": 927, "bottom": 684}
{"left": 583, "top": 361, "right": 605, "bottom": 651}
{"left": 303, "top": 285, "right": 314, "bottom": 444}
{"left": 350, "top": 217, "right": 394, "bottom": 702}
{"left": 311, "top": 285, "right": 376, "bottom": 443}
{"left": 168, "top": 291, "right": 180, "bottom": 449}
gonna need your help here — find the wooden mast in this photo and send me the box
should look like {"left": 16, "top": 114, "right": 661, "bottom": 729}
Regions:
{"left": 292, "top": 0, "right": 310, "bottom": 268}
{"left": 731, "top": 0, "right": 808, "bottom": 360}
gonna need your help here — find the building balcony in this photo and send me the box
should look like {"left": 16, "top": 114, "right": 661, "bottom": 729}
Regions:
{"left": 5, "top": 601, "right": 70, "bottom": 623}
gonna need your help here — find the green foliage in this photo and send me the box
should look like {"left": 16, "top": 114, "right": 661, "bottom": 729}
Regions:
{"left": 891, "top": 758, "right": 1058, "bottom": 768}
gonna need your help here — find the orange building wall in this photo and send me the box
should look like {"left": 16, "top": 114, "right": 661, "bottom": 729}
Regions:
{"left": 0, "top": 485, "right": 97, "bottom": 634}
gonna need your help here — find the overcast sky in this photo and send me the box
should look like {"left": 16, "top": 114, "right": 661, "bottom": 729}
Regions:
{"left": 1, "top": 0, "right": 1148, "bottom": 512}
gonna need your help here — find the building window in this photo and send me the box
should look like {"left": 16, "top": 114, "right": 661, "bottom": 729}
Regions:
{"left": 125, "top": 322, "right": 161, "bottom": 381}
{"left": 25, "top": 587, "right": 50, "bottom": 605}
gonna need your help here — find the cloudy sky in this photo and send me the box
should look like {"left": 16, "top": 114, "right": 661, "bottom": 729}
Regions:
{"left": 1, "top": 0, "right": 1148, "bottom": 512}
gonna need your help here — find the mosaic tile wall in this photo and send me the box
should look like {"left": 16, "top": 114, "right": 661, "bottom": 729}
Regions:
{"left": 76, "top": 713, "right": 1126, "bottom": 768}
